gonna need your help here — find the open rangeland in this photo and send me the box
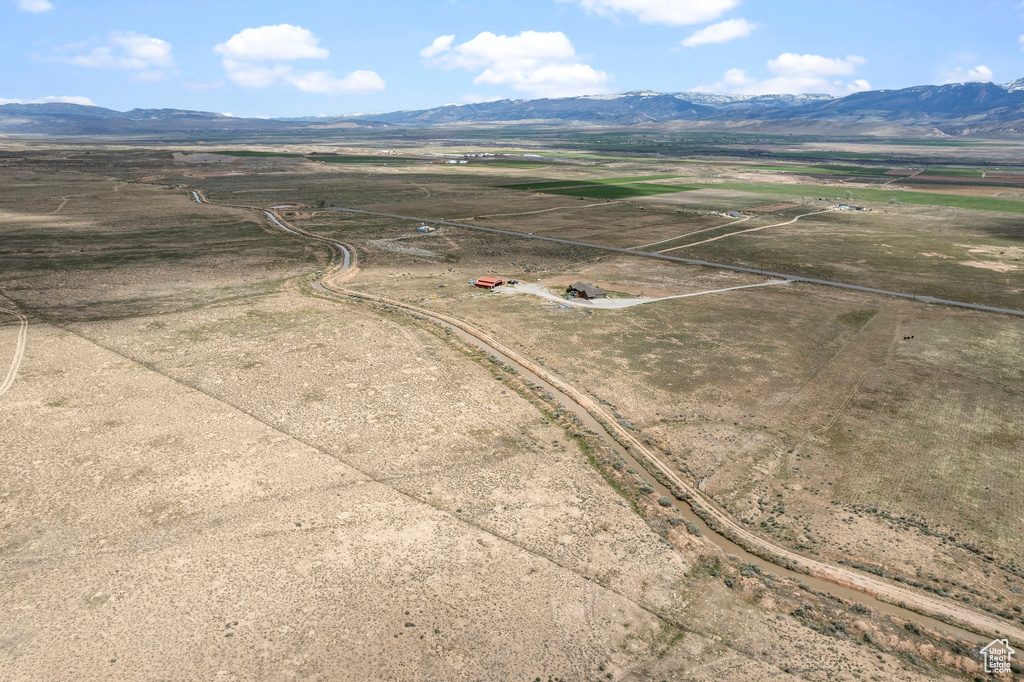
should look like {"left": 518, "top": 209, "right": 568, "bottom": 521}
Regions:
{"left": 1, "top": 144, "right": 1022, "bottom": 680}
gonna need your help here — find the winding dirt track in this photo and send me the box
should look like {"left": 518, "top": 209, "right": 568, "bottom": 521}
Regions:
{"left": 261, "top": 208, "right": 1023, "bottom": 643}
{"left": 0, "top": 307, "right": 28, "bottom": 399}
{"left": 659, "top": 210, "right": 828, "bottom": 253}
{"left": 636, "top": 216, "right": 750, "bottom": 250}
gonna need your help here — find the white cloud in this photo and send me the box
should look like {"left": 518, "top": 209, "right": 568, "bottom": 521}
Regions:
{"left": 699, "top": 54, "right": 871, "bottom": 96}
{"left": 0, "top": 95, "right": 94, "bottom": 105}
{"left": 681, "top": 18, "right": 756, "bottom": 47}
{"left": 215, "top": 25, "right": 384, "bottom": 95}
{"left": 422, "top": 30, "right": 610, "bottom": 98}
{"left": 767, "top": 53, "right": 865, "bottom": 77}
{"left": 421, "top": 35, "right": 455, "bottom": 59}
{"left": 65, "top": 32, "right": 174, "bottom": 80}
{"left": 289, "top": 69, "right": 385, "bottom": 94}
{"left": 18, "top": 0, "right": 53, "bottom": 12}
{"left": 576, "top": 0, "right": 739, "bottom": 26}
{"left": 221, "top": 60, "right": 294, "bottom": 88}
{"left": 222, "top": 61, "right": 384, "bottom": 93}
{"left": 1018, "top": 34, "right": 1024, "bottom": 50}
{"left": 214, "top": 25, "right": 328, "bottom": 61}
{"left": 940, "top": 65, "right": 994, "bottom": 84}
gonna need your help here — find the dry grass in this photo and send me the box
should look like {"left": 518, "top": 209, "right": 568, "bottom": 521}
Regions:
{"left": 0, "top": 147, "right": 1013, "bottom": 679}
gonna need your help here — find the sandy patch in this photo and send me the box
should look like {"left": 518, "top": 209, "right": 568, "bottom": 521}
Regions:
{"left": 919, "top": 252, "right": 954, "bottom": 259}
{"left": 961, "top": 260, "right": 1019, "bottom": 272}
{"left": 958, "top": 244, "right": 1024, "bottom": 260}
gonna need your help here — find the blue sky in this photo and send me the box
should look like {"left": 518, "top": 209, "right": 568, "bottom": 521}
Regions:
{"left": 3, "top": 0, "right": 1023, "bottom": 117}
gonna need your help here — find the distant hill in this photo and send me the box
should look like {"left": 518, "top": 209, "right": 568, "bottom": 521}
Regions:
{"left": 0, "top": 103, "right": 390, "bottom": 135}
{"left": 355, "top": 82, "right": 1024, "bottom": 134}
{"left": 2, "top": 79, "right": 1023, "bottom": 136}
{"left": 361, "top": 91, "right": 835, "bottom": 127}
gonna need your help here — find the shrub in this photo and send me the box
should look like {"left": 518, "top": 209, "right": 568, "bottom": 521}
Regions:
{"left": 740, "top": 563, "right": 762, "bottom": 577}
{"left": 657, "top": 496, "right": 672, "bottom": 507}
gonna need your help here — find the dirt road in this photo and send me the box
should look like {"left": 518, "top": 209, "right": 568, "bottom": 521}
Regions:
{"left": 658, "top": 210, "right": 829, "bottom": 253}
{"left": 0, "top": 307, "right": 28, "bottom": 399}
{"left": 502, "top": 280, "right": 790, "bottom": 309}
{"left": 261, "top": 209, "right": 1024, "bottom": 644}
{"left": 636, "top": 216, "right": 750, "bottom": 250}
{"left": 322, "top": 206, "right": 1024, "bottom": 318}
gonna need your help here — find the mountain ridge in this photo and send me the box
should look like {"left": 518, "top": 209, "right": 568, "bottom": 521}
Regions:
{"left": 2, "top": 79, "right": 1023, "bottom": 136}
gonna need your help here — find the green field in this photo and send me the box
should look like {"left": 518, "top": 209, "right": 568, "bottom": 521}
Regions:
{"left": 546, "top": 183, "right": 696, "bottom": 199}
{"left": 313, "top": 156, "right": 418, "bottom": 164}
{"left": 714, "top": 182, "right": 1024, "bottom": 213}
{"left": 768, "top": 150, "right": 892, "bottom": 161}
{"left": 744, "top": 164, "right": 895, "bottom": 177}
{"left": 504, "top": 174, "right": 681, "bottom": 191}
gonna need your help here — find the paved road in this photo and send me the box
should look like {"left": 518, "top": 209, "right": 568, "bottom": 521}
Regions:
{"left": 325, "top": 206, "right": 1024, "bottom": 318}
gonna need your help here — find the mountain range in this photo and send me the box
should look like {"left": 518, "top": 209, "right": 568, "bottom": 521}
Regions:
{"left": 2, "top": 79, "right": 1023, "bottom": 137}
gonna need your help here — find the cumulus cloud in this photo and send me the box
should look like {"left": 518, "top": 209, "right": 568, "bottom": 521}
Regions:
{"left": 289, "top": 69, "right": 386, "bottom": 94}
{"left": 214, "top": 24, "right": 328, "bottom": 61}
{"left": 18, "top": 0, "right": 53, "bottom": 13}
{"left": 699, "top": 53, "right": 871, "bottom": 96}
{"left": 62, "top": 32, "right": 174, "bottom": 81}
{"left": 420, "top": 35, "right": 454, "bottom": 59}
{"left": 681, "top": 18, "right": 756, "bottom": 47}
{"left": 767, "top": 53, "right": 865, "bottom": 77}
{"left": 576, "top": 0, "right": 739, "bottom": 26}
{"left": 215, "top": 25, "right": 384, "bottom": 94}
{"left": 421, "top": 30, "right": 610, "bottom": 98}
{"left": 940, "top": 65, "right": 994, "bottom": 84}
{"left": 0, "top": 95, "right": 94, "bottom": 105}
{"left": 1019, "top": 34, "right": 1024, "bottom": 50}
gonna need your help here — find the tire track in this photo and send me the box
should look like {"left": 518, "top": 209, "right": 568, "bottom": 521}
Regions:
{"left": 260, "top": 211, "right": 1024, "bottom": 643}
{"left": 0, "top": 307, "right": 28, "bottom": 398}
{"left": 659, "top": 211, "right": 829, "bottom": 253}
{"left": 635, "top": 216, "right": 750, "bottom": 250}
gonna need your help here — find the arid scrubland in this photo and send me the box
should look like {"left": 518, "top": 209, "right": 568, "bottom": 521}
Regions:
{"left": 2, "top": 144, "right": 1022, "bottom": 680}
